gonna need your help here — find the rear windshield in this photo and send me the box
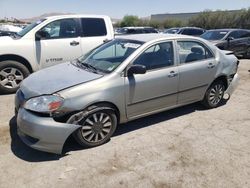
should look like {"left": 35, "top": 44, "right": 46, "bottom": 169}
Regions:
{"left": 201, "top": 30, "right": 229, "bottom": 40}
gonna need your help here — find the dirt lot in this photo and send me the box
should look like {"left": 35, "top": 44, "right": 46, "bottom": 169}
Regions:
{"left": 0, "top": 60, "right": 249, "bottom": 188}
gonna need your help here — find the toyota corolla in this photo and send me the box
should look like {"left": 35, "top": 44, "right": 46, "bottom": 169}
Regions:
{"left": 15, "top": 34, "right": 239, "bottom": 154}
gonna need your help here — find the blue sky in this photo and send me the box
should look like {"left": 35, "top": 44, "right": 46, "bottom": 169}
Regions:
{"left": 0, "top": 0, "right": 249, "bottom": 19}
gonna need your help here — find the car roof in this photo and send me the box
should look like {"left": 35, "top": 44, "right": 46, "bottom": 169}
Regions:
{"left": 207, "top": 28, "right": 250, "bottom": 32}
{"left": 122, "top": 27, "right": 155, "bottom": 29}
{"left": 45, "top": 14, "right": 109, "bottom": 19}
{"left": 167, "top": 27, "right": 204, "bottom": 30}
{"left": 115, "top": 33, "right": 195, "bottom": 42}
{"left": 180, "top": 27, "right": 204, "bottom": 29}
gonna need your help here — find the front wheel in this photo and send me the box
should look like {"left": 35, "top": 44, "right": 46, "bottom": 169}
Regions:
{"left": 0, "top": 60, "right": 30, "bottom": 94}
{"left": 202, "top": 81, "right": 225, "bottom": 108}
{"left": 68, "top": 107, "right": 117, "bottom": 147}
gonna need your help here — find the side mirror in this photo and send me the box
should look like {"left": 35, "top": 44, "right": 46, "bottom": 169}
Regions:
{"left": 227, "top": 37, "right": 234, "bottom": 42}
{"left": 127, "top": 64, "right": 146, "bottom": 76}
{"left": 35, "top": 30, "right": 48, "bottom": 40}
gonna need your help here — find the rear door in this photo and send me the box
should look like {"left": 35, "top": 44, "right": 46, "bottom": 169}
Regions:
{"left": 79, "top": 17, "right": 113, "bottom": 55}
{"left": 35, "top": 18, "right": 82, "bottom": 68}
{"left": 177, "top": 40, "right": 217, "bottom": 104}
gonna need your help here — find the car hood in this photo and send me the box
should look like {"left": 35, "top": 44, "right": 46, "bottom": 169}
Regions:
{"left": 20, "top": 62, "right": 103, "bottom": 99}
{"left": 0, "top": 36, "right": 13, "bottom": 42}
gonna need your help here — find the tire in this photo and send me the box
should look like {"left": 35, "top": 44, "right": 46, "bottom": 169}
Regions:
{"left": 0, "top": 60, "right": 30, "bottom": 94}
{"left": 202, "top": 80, "right": 225, "bottom": 109}
{"left": 67, "top": 106, "right": 117, "bottom": 147}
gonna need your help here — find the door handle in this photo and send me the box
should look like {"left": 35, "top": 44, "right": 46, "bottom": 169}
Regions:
{"left": 70, "top": 41, "right": 80, "bottom": 46}
{"left": 207, "top": 63, "right": 215, "bottom": 69}
{"left": 168, "top": 71, "right": 178, "bottom": 78}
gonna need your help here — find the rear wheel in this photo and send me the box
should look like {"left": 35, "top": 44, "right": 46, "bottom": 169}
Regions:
{"left": 202, "top": 80, "right": 225, "bottom": 108}
{"left": 67, "top": 107, "right": 117, "bottom": 147}
{"left": 0, "top": 60, "right": 30, "bottom": 94}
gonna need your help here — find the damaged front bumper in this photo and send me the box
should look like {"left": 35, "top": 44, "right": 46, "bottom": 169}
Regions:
{"left": 17, "top": 108, "right": 80, "bottom": 154}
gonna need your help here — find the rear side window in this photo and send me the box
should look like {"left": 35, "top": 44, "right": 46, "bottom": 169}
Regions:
{"left": 238, "top": 30, "right": 250, "bottom": 38}
{"left": 182, "top": 29, "right": 203, "bottom": 36}
{"left": 177, "top": 41, "right": 214, "bottom": 64}
{"left": 81, "top": 18, "right": 107, "bottom": 37}
{"left": 192, "top": 29, "right": 204, "bottom": 35}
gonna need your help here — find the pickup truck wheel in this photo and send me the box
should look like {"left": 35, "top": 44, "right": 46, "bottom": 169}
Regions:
{"left": 0, "top": 60, "right": 30, "bottom": 94}
{"left": 202, "top": 80, "right": 225, "bottom": 108}
{"left": 68, "top": 107, "right": 117, "bottom": 147}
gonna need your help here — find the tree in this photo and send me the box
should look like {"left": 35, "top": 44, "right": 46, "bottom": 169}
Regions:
{"left": 188, "top": 8, "right": 250, "bottom": 29}
{"left": 120, "top": 15, "right": 141, "bottom": 27}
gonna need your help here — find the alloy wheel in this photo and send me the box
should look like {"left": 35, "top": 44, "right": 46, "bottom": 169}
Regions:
{"left": 209, "top": 84, "right": 224, "bottom": 106}
{"left": 0, "top": 67, "right": 24, "bottom": 89}
{"left": 79, "top": 112, "right": 112, "bottom": 143}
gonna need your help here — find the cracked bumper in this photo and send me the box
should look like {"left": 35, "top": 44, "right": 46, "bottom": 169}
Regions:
{"left": 225, "top": 73, "right": 239, "bottom": 97}
{"left": 17, "top": 108, "right": 80, "bottom": 154}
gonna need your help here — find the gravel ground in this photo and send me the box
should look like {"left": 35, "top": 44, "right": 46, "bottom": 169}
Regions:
{"left": 0, "top": 60, "right": 249, "bottom": 188}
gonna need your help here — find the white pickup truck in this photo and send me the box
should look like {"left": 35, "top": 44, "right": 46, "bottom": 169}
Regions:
{"left": 0, "top": 15, "right": 114, "bottom": 93}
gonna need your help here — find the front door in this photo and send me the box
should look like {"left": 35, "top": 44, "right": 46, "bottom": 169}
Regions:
{"left": 35, "top": 18, "right": 82, "bottom": 68}
{"left": 125, "top": 41, "right": 179, "bottom": 119}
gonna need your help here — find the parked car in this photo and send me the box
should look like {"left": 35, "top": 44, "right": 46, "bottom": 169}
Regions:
{"left": 164, "top": 27, "right": 206, "bottom": 36}
{"left": 115, "top": 27, "right": 158, "bottom": 35}
{"left": 0, "top": 24, "right": 23, "bottom": 37}
{"left": 0, "top": 14, "right": 114, "bottom": 94}
{"left": 15, "top": 34, "right": 239, "bottom": 154}
{"left": 0, "top": 30, "right": 17, "bottom": 37}
{"left": 200, "top": 29, "right": 250, "bottom": 59}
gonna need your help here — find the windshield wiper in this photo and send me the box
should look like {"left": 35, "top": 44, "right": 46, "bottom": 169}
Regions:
{"left": 81, "top": 62, "right": 98, "bottom": 72}
{"left": 73, "top": 59, "right": 102, "bottom": 74}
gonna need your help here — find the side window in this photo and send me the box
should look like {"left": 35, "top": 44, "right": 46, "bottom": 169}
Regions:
{"left": 182, "top": 29, "right": 198, "bottom": 35}
{"left": 238, "top": 31, "right": 250, "bottom": 38}
{"left": 81, "top": 18, "right": 107, "bottom": 37}
{"left": 181, "top": 29, "right": 190, "bottom": 35}
{"left": 39, "top": 19, "right": 78, "bottom": 39}
{"left": 227, "top": 31, "right": 239, "bottom": 39}
{"left": 133, "top": 42, "right": 174, "bottom": 70}
{"left": 177, "top": 41, "right": 214, "bottom": 64}
{"left": 193, "top": 29, "right": 204, "bottom": 36}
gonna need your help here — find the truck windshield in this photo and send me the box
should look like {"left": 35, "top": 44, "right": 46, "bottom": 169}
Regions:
{"left": 17, "top": 19, "right": 46, "bottom": 37}
{"left": 76, "top": 39, "right": 144, "bottom": 74}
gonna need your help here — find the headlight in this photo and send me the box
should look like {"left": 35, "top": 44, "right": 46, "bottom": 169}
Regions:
{"left": 24, "top": 95, "right": 64, "bottom": 113}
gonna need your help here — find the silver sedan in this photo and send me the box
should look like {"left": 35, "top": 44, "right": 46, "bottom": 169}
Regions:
{"left": 15, "top": 34, "right": 239, "bottom": 154}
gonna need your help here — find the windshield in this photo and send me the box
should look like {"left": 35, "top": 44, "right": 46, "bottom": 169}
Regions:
{"left": 76, "top": 39, "right": 144, "bottom": 74}
{"left": 200, "top": 30, "right": 229, "bottom": 41}
{"left": 17, "top": 19, "right": 46, "bottom": 37}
